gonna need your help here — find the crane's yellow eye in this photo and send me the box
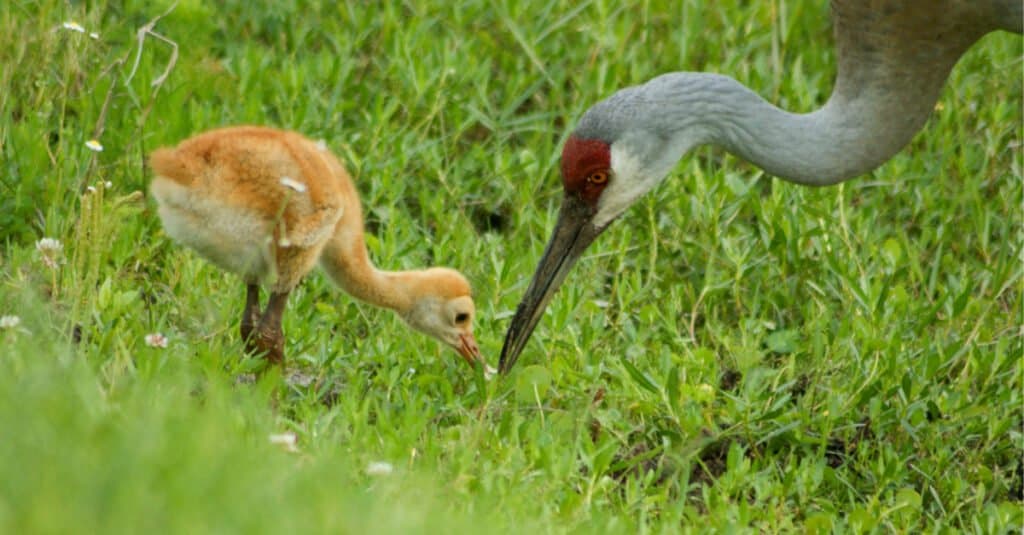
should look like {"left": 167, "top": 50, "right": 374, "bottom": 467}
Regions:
{"left": 587, "top": 171, "right": 608, "bottom": 185}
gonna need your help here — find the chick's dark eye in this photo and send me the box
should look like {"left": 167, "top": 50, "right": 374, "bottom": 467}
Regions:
{"left": 586, "top": 171, "right": 608, "bottom": 185}
{"left": 455, "top": 312, "right": 469, "bottom": 324}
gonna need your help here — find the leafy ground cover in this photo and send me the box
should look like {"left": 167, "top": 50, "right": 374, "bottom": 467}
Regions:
{"left": 0, "top": 1, "right": 1020, "bottom": 532}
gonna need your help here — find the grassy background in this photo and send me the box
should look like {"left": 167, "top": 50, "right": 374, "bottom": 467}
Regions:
{"left": 1, "top": 0, "right": 1021, "bottom": 532}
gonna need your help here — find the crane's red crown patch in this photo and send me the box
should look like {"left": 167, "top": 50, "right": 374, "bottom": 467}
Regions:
{"left": 561, "top": 136, "right": 611, "bottom": 205}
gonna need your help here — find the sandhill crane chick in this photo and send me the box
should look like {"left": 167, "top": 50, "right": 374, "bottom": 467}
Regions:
{"left": 149, "top": 126, "right": 493, "bottom": 375}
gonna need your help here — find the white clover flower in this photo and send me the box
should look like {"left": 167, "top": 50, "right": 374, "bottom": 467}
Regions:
{"left": 269, "top": 432, "right": 299, "bottom": 452}
{"left": 35, "top": 237, "right": 64, "bottom": 269}
{"left": 103, "top": 181, "right": 113, "bottom": 189}
{"left": 36, "top": 237, "right": 63, "bottom": 253}
{"left": 365, "top": 461, "right": 394, "bottom": 476}
{"left": 0, "top": 316, "right": 21, "bottom": 329}
{"left": 62, "top": 21, "right": 85, "bottom": 33}
{"left": 144, "top": 332, "right": 168, "bottom": 348}
{"left": 279, "top": 176, "right": 307, "bottom": 193}
{"left": 85, "top": 139, "right": 103, "bottom": 152}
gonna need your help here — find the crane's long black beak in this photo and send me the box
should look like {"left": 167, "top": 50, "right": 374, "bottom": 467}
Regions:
{"left": 499, "top": 195, "right": 606, "bottom": 373}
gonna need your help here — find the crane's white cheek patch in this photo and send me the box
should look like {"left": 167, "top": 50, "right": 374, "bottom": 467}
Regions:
{"left": 593, "top": 145, "right": 661, "bottom": 227}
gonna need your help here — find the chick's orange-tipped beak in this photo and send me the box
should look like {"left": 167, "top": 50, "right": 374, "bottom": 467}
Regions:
{"left": 455, "top": 332, "right": 481, "bottom": 364}
{"left": 454, "top": 332, "right": 496, "bottom": 377}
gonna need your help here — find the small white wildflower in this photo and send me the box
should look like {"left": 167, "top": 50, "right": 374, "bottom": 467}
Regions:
{"left": 36, "top": 237, "right": 63, "bottom": 254}
{"left": 315, "top": 139, "right": 328, "bottom": 152}
{"left": 86, "top": 185, "right": 97, "bottom": 194}
{"left": 144, "top": 332, "right": 168, "bottom": 348}
{"left": 365, "top": 461, "right": 394, "bottom": 476}
{"left": 35, "top": 238, "right": 64, "bottom": 269}
{"left": 269, "top": 432, "right": 299, "bottom": 452}
{"left": 0, "top": 316, "right": 21, "bottom": 329}
{"left": 279, "top": 176, "right": 307, "bottom": 193}
{"left": 103, "top": 181, "right": 113, "bottom": 189}
{"left": 62, "top": 21, "right": 85, "bottom": 33}
{"left": 85, "top": 139, "right": 103, "bottom": 152}
{"left": 89, "top": 32, "right": 99, "bottom": 39}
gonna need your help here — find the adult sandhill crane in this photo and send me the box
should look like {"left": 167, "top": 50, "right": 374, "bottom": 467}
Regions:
{"left": 150, "top": 126, "right": 492, "bottom": 373}
{"left": 499, "top": 1, "right": 1022, "bottom": 372}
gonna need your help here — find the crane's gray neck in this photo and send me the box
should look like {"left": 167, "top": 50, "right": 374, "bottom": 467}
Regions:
{"left": 573, "top": 0, "right": 1022, "bottom": 189}
{"left": 576, "top": 70, "right": 954, "bottom": 186}
{"left": 703, "top": 71, "right": 920, "bottom": 185}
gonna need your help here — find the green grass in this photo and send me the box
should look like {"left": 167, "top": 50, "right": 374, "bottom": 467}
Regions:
{"left": 1, "top": 0, "right": 1021, "bottom": 532}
